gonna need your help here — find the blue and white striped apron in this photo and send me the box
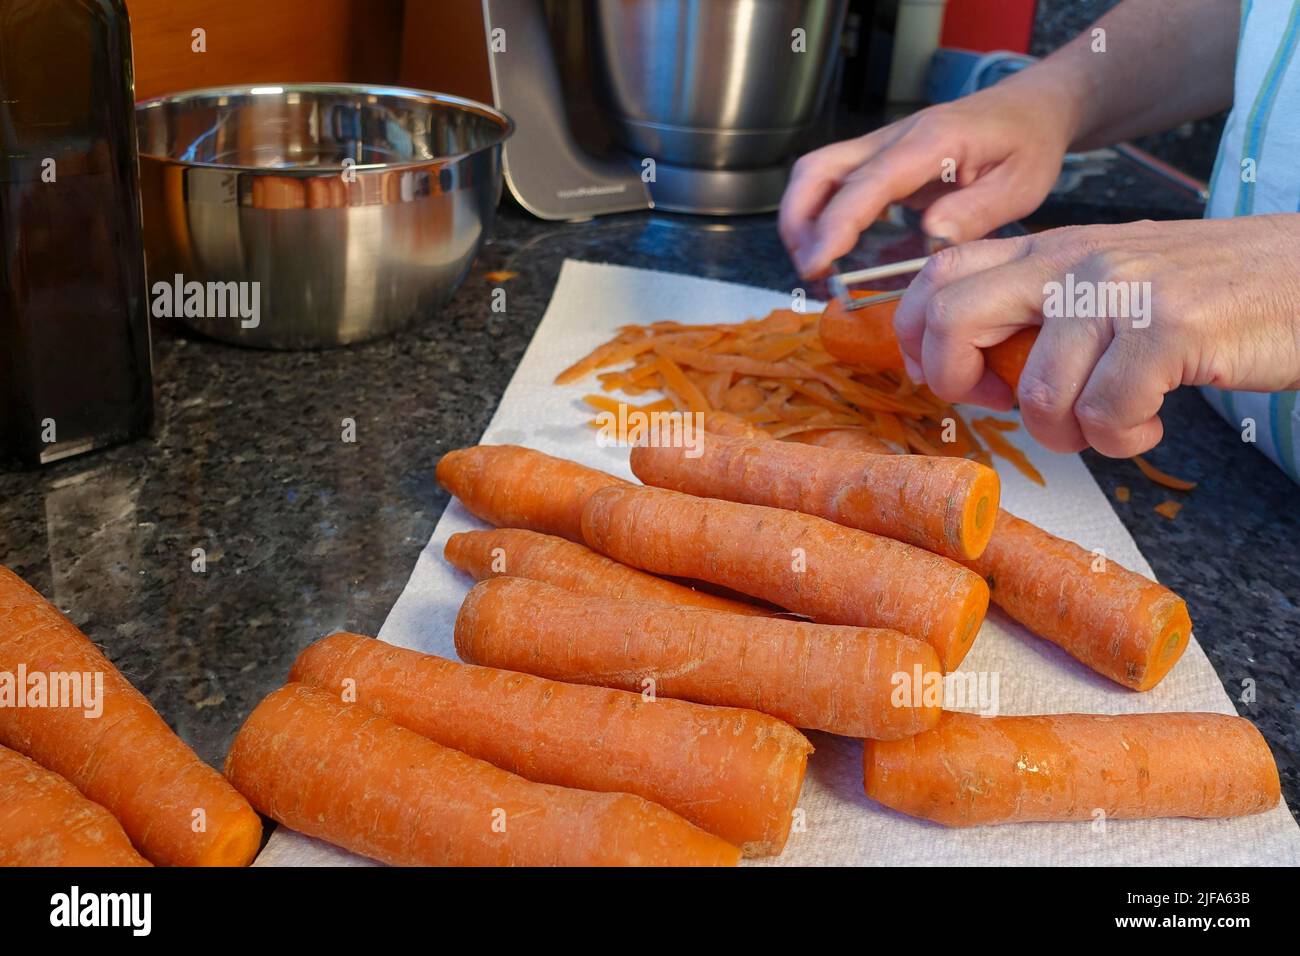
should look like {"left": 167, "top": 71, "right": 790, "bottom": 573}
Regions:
{"left": 1201, "top": 0, "right": 1300, "bottom": 481}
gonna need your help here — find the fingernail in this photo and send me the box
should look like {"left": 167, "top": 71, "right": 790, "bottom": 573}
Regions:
{"left": 799, "top": 243, "right": 824, "bottom": 278}
{"left": 903, "top": 355, "right": 925, "bottom": 384}
{"left": 791, "top": 245, "right": 812, "bottom": 277}
{"left": 926, "top": 226, "right": 955, "bottom": 250}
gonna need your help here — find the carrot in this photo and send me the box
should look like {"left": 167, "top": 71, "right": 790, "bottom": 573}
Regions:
{"left": 580, "top": 485, "right": 988, "bottom": 671}
{"left": 631, "top": 431, "right": 1000, "bottom": 561}
{"left": 965, "top": 510, "right": 1191, "bottom": 690}
{"left": 0, "top": 744, "right": 150, "bottom": 867}
{"left": 0, "top": 567, "right": 262, "bottom": 867}
{"left": 455, "top": 577, "right": 942, "bottom": 739}
{"left": 818, "top": 295, "right": 905, "bottom": 371}
{"left": 984, "top": 328, "right": 1037, "bottom": 393}
{"left": 225, "top": 683, "right": 740, "bottom": 866}
{"left": 788, "top": 428, "right": 897, "bottom": 455}
{"left": 436, "top": 445, "right": 627, "bottom": 543}
{"left": 791, "top": 429, "right": 1191, "bottom": 689}
{"left": 444, "top": 528, "right": 769, "bottom": 616}
{"left": 819, "top": 298, "right": 1038, "bottom": 392}
{"left": 290, "top": 633, "right": 811, "bottom": 856}
{"left": 864, "top": 711, "right": 1281, "bottom": 826}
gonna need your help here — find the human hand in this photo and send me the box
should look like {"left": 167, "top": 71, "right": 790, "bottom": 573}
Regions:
{"left": 779, "top": 78, "right": 1079, "bottom": 279}
{"left": 893, "top": 214, "right": 1300, "bottom": 457}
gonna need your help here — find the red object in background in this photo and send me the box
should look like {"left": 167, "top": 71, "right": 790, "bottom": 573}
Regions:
{"left": 940, "top": 0, "right": 1037, "bottom": 53}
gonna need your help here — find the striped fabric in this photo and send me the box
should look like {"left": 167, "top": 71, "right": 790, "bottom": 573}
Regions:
{"left": 1201, "top": 0, "right": 1300, "bottom": 482}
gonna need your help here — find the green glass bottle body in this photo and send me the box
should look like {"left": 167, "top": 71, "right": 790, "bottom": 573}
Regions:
{"left": 0, "top": 0, "right": 153, "bottom": 467}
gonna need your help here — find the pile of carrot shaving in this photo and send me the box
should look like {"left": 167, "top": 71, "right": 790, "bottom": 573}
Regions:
{"left": 556, "top": 308, "right": 1046, "bottom": 483}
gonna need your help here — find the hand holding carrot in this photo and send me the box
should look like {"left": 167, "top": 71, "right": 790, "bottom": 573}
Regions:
{"left": 893, "top": 217, "right": 1300, "bottom": 457}
{"left": 819, "top": 295, "right": 1034, "bottom": 396}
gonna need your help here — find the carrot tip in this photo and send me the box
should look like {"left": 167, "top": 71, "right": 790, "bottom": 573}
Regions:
{"left": 200, "top": 818, "right": 263, "bottom": 867}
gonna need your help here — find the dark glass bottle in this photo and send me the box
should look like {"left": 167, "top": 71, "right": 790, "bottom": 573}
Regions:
{"left": 0, "top": 0, "right": 153, "bottom": 467}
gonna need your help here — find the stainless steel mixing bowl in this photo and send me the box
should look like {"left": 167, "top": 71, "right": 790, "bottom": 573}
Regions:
{"left": 136, "top": 84, "right": 513, "bottom": 348}
{"left": 591, "top": 0, "right": 847, "bottom": 170}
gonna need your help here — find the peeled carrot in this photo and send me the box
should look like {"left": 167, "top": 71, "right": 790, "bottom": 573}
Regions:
{"left": 290, "top": 633, "right": 811, "bottom": 856}
{"left": 631, "top": 431, "right": 1000, "bottom": 561}
{"left": 966, "top": 510, "right": 1190, "bottom": 690}
{"left": 580, "top": 484, "right": 988, "bottom": 671}
{"left": 455, "top": 577, "right": 942, "bottom": 739}
{"left": 791, "top": 429, "right": 1191, "bottom": 689}
{"left": 225, "top": 682, "right": 739, "bottom": 866}
{"left": 0, "top": 567, "right": 262, "bottom": 866}
{"left": 864, "top": 711, "right": 1280, "bottom": 826}
{"left": 436, "top": 445, "right": 627, "bottom": 543}
{"left": 444, "top": 528, "right": 768, "bottom": 616}
{"left": 0, "top": 744, "right": 150, "bottom": 867}
{"left": 819, "top": 298, "right": 1037, "bottom": 391}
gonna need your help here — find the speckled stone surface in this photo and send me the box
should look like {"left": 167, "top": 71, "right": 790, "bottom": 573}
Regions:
{"left": 1, "top": 200, "right": 1296, "bottom": 824}
{"left": 1036, "top": 151, "right": 1208, "bottom": 226}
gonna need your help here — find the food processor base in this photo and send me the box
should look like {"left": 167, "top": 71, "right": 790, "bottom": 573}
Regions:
{"left": 645, "top": 161, "right": 792, "bottom": 216}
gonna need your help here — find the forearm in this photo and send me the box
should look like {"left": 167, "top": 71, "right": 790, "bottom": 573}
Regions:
{"left": 1001, "top": 0, "right": 1239, "bottom": 151}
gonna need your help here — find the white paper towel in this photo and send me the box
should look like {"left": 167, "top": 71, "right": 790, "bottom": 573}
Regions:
{"left": 256, "top": 260, "right": 1300, "bottom": 866}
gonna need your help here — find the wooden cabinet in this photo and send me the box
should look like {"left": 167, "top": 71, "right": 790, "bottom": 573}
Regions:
{"left": 125, "top": 0, "right": 407, "bottom": 99}
{"left": 399, "top": 0, "right": 491, "bottom": 103}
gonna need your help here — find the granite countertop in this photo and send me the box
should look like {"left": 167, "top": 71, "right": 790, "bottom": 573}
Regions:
{"left": 1, "top": 196, "right": 1296, "bottom": 824}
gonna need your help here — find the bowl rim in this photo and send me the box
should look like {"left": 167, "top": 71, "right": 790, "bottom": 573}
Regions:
{"left": 134, "top": 82, "right": 515, "bottom": 173}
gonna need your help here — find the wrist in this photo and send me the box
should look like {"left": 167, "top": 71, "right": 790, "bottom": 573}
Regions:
{"left": 1001, "top": 53, "right": 1102, "bottom": 153}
